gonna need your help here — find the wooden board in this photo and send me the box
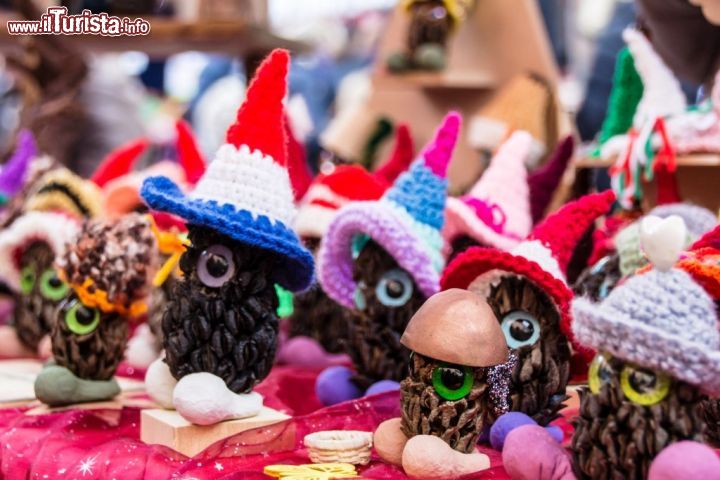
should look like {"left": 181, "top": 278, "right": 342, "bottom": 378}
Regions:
{"left": 141, "top": 407, "right": 291, "bottom": 457}
{"left": 0, "top": 359, "right": 143, "bottom": 405}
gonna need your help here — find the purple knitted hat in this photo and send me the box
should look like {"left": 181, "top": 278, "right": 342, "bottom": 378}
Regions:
{"left": 527, "top": 135, "right": 574, "bottom": 224}
{"left": 572, "top": 216, "right": 720, "bottom": 396}
{"left": 0, "top": 130, "right": 37, "bottom": 198}
{"left": 319, "top": 112, "right": 460, "bottom": 308}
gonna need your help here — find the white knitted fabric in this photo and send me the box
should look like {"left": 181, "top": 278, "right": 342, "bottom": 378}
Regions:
{"left": 0, "top": 211, "right": 79, "bottom": 291}
{"left": 191, "top": 143, "right": 296, "bottom": 226}
{"left": 624, "top": 28, "right": 687, "bottom": 127}
{"left": 511, "top": 240, "right": 566, "bottom": 283}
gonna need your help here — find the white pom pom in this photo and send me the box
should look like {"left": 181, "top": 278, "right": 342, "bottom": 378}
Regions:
{"left": 640, "top": 215, "right": 687, "bottom": 271}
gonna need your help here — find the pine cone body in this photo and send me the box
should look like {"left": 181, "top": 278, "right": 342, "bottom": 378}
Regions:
{"left": 288, "top": 284, "right": 349, "bottom": 354}
{"left": 162, "top": 226, "right": 279, "bottom": 394}
{"left": 700, "top": 398, "right": 720, "bottom": 446}
{"left": 447, "top": 234, "right": 481, "bottom": 264}
{"left": 572, "top": 357, "right": 705, "bottom": 479}
{"left": 408, "top": 1, "right": 453, "bottom": 52}
{"left": 400, "top": 353, "right": 494, "bottom": 453}
{"left": 52, "top": 293, "right": 128, "bottom": 380}
{"left": 573, "top": 254, "right": 622, "bottom": 303}
{"left": 147, "top": 273, "right": 173, "bottom": 351}
{"left": 14, "top": 241, "right": 58, "bottom": 350}
{"left": 487, "top": 276, "right": 570, "bottom": 425}
{"left": 346, "top": 240, "right": 426, "bottom": 390}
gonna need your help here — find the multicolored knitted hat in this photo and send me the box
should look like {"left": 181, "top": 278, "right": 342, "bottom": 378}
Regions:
{"left": 97, "top": 120, "right": 206, "bottom": 220}
{"left": 24, "top": 167, "right": 103, "bottom": 219}
{"left": 141, "top": 49, "right": 314, "bottom": 292}
{"left": 443, "top": 131, "right": 533, "bottom": 253}
{"left": 294, "top": 124, "right": 414, "bottom": 240}
{"left": 0, "top": 130, "right": 37, "bottom": 201}
{"left": 0, "top": 211, "right": 80, "bottom": 291}
{"left": 573, "top": 216, "right": 720, "bottom": 396}
{"left": 442, "top": 190, "right": 616, "bottom": 361}
{"left": 319, "top": 112, "right": 460, "bottom": 308}
{"left": 527, "top": 135, "right": 574, "bottom": 224}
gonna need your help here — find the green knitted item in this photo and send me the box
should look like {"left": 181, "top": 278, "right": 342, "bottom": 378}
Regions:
{"left": 360, "top": 117, "right": 394, "bottom": 170}
{"left": 275, "top": 284, "right": 294, "bottom": 318}
{"left": 598, "top": 47, "right": 644, "bottom": 145}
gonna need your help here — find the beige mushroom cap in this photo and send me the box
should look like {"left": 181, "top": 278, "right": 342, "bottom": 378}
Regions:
{"left": 401, "top": 289, "right": 508, "bottom": 368}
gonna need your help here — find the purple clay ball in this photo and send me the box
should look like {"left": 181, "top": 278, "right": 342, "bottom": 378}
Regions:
{"left": 315, "top": 365, "right": 362, "bottom": 406}
{"left": 544, "top": 425, "right": 564, "bottom": 444}
{"left": 648, "top": 441, "right": 720, "bottom": 480}
{"left": 366, "top": 380, "right": 401, "bottom": 396}
{"left": 489, "top": 412, "right": 537, "bottom": 450}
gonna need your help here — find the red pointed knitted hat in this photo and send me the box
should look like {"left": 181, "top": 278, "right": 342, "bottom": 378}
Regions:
{"left": 284, "top": 114, "right": 313, "bottom": 201}
{"left": 91, "top": 138, "right": 148, "bottom": 187}
{"left": 175, "top": 119, "right": 206, "bottom": 185}
{"left": 373, "top": 123, "right": 414, "bottom": 184}
{"left": 442, "top": 190, "right": 616, "bottom": 360}
{"left": 527, "top": 135, "right": 574, "bottom": 224}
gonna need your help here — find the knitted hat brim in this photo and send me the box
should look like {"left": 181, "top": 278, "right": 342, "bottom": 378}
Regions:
{"left": 572, "top": 297, "right": 720, "bottom": 396}
{"left": 141, "top": 175, "right": 314, "bottom": 292}
{"left": 440, "top": 246, "right": 589, "bottom": 359}
{"left": 318, "top": 201, "right": 440, "bottom": 308}
{"left": 443, "top": 197, "right": 523, "bottom": 252}
{"left": 0, "top": 211, "right": 79, "bottom": 291}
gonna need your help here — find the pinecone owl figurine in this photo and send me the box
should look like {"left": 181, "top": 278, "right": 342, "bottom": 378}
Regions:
{"left": 317, "top": 112, "right": 460, "bottom": 405}
{"left": 442, "top": 191, "right": 616, "bottom": 425}
{"left": 141, "top": 49, "right": 314, "bottom": 425}
{"left": 0, "top": 212, "right": 79, "bottom": 356}
{"left": 34, "top": 213, "right": 157, "bottom": 406}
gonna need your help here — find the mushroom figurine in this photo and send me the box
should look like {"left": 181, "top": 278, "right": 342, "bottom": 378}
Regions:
{"left": 442, "top": 191, "right": 616, "bottom": 425}
{"left": 140, "top": 49, "right": 314, "bottom": 425}
{"left": 317, "top": 112, "right": 460, "bottom": 405}
{"left": 0, "top": 212, "right": 79, "bottom": 358}
{"left": 33, "top": 213, "right": 157, "bottom": 406}
{"left": 374, "top": 289, "right": 514, "bottom": 478}
{"left": 502, "top": 215, "right": 720, "bottom": 479}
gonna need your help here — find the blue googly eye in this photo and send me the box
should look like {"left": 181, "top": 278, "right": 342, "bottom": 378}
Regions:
{"left": 354, "top": 283, "right": 367, "bottom": 311}
{"left": 501, "top": 311, "right": 541, "bottom": 349}
{"left": 598, "top": 278, "right": 612, "bottom": 299}
{"left": 590, "top": 256, "right": 611, "bottom": 275}
{"left": 376, "top": 269, "right": 413, "bottom": 307}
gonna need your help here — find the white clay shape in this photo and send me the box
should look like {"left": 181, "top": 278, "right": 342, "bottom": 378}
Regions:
{"left": 640, "top": 215, "right": 687, "bottom": 272}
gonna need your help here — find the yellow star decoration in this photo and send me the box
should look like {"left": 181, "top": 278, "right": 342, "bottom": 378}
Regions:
{"left": 263, "top": 462, "right": 359, "bottom": 479}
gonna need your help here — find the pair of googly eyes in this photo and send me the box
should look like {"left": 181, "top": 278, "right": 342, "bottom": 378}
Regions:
{"left": 588, "top": 354, "right": 671, "bottom": 406}
{"left": 354, "top": 269, "right": 414, "bottom": 310}
{"left": 197, "top": 245, "right": 235, "bottom": 288}
{"left": 20, "top": 266, "right": 69, "bottom": 301}
{"left": 64, "top": 300, "right": 101, "bottom": 335}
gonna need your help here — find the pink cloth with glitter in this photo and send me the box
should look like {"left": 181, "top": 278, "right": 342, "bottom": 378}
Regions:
{"left": 0, "top": 366, "right": 575, "bottom": 479}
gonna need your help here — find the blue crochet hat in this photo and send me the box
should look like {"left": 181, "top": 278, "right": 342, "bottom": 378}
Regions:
{"left": 141, "top": 49, "right": 314, "bottom": 292}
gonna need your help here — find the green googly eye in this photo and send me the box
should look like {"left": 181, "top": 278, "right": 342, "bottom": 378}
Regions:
{"left": 20, "top": 266, "right": 35, "bottom": 294}
{"left": 65, "top": 301, "right": 100, "bottom": 335}
{"left": 588, "top": 353, "right": 615, "bottom": 394}
{"left": 39, "top": 269, "right": 69, "bottom": 301}
{"left": 432, "top": 363, "right": 473, "bottom": 401}
{"left": 620, "top": 364, "right": 671, "bottom": 406}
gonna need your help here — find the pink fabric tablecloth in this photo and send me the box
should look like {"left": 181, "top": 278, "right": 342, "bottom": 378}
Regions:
{"left": 0, "top": 365, "right": 575, "bottom": 479}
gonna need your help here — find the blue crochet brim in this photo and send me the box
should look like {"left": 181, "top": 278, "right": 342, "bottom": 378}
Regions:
{"left": 141, "top": 176, "right": 314, "bottom": 292}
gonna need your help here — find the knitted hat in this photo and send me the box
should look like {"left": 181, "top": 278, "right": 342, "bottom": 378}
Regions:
{"left": 527, "top": 135, "right": 574, "bottom": 224}
{"left": 572, "top": 216, "right": 720, "bottom": 396}
{"left": 294, "top": 124, "right": 414, "bottom": 240}
{"left": 0, "top": 211, "right": 79, "bottom": 291}
{"left": 441, "top": 190, "right": 616, "bottom": 361}
{"left": 597, "top": 47, "right": 643, "bottom": 146}
{"left": 443, "top": 131, "right": 533, "bottom": 252}
{"left": 469, "top": 73, "right": 557, "bottom": 162}
{"left": 141, "top": 49, "right": 314, "bottom": 292}
{"left": 100, "top": 120, "right": 207, "bottom": 220}
{"left": 615, "top": 203, "right": 716, "bottom": 277}
{"left": 24, "top": 167, "right": 103, "bottom": 219}
{"left": 0, "top": 130, "right": 37, "bottom": 199}
{"left": 319, "top": 112, "right": 460, "bottom": 308}
{"left": 284, "top": 114, "right": 313, "bottom": 202}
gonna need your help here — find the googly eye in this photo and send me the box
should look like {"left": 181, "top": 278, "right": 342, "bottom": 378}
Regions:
{"left": 598, "top": 277, "right": 613, "bottom": 300}
{"left": 197, "top": 244, "right": 235, "bottom": 288}
{"left": 39, "top": 269, "right": 69, "bottom": 301}
{"left": 376, "top": 269, "right": 413, "bottom": 307}
{"left": 620, "top": 364, "right": 671, "bottom": 406}
{"left": 65, "top": 300, "right": 100, "bottom": 335}
{"left": 501, "top": 311, "right": 541, "bottom": 349}
{"left": 354, "top": 282, "right": 367, "bottom": 311}
{"left": 20, "top": 266, "right": 36, "bottom": 295}
{"left": 588, "top": 353, "right": 615, "bottom": 394}
{"left": 432, "top": 363, "right": 473, "bottom": 401}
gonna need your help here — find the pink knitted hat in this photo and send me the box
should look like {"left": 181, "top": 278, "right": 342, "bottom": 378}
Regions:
{"left": 443, "top": 131, "right": 532, "bottom": 253}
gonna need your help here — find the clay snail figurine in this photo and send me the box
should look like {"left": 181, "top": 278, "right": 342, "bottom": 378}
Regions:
{"left": 501, "top": 215, "right": 720, "bottom": 480}
{"left": 374, "top": 289, "right": 514, "bottom": 479}
{"left": 34, "top": 213, "right": 157, "bottom": 406}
